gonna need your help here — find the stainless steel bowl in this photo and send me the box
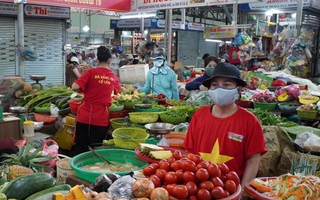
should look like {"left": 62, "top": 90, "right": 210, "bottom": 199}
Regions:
{"left": 144, "top": 122, "right": 175, "bottom": 135}
{"left": 29, "top": 75, "right": 46, "bottom": 81}
{"left": 9, "top": 106, "right": 26, "bottom": 114}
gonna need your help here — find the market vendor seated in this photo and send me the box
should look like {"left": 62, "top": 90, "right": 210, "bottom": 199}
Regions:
{"left": 138, "top": 47, "right": 179, "bottom": 100}
{"left": 185, "top": 55, "right": 220, "bottom": 91}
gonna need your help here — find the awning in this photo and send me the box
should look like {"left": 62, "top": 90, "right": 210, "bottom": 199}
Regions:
{"left": 0, "top": 0, "right": 131, "bottom": 12}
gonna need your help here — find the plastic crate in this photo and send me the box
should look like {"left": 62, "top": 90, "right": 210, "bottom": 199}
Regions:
{"left": 253, "top": 102, "right": 278, "bottom": 111}
{"left": 297, "top": 109, "right": 318, "bottom": 119}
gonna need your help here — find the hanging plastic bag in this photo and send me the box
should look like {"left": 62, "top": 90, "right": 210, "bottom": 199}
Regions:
{"left": 40, "top": 139, "right": 59, "bottom": 169}
{"left": 186, "top": 90, "right": 213, "bottom": 106}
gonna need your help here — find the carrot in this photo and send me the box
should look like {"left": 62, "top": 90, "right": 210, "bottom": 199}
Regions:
{"left": 250, "top": 182, "right": 271, "bottom": 193}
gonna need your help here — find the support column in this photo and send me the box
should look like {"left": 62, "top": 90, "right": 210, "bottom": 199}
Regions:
{"left": 296, "top": 0, "right": 303, "bottom": 36}
{"left": 166, "top": 9, "right": 172, "bottom": 63}
{"left": 17, "top": 3, "right": 24, "bottom": 76}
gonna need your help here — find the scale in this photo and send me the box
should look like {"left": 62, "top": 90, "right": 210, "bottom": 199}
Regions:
{"left": 144, "top": 122, "right": 175, "bottom": 146}
{"left": 29, "top": 75, "right": 46, "bottom": 89}
{"left": 9, "top": 106, "right": 27, "bottom": 126}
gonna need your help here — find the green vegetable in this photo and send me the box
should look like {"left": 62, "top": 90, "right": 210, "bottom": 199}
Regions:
{"left": 58, "top": 107, "right": 71, "bottom": 115}
{"left": 57, "top": 96, "right": 71, "bottom": 109}
{"left": 0, "top": 193, "right": 6, "bottom": 200}
{"left": 25, "top": 184, "right": 71, "bottom": 200}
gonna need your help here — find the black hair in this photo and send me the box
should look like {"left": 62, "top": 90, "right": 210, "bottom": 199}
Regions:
{"left": 97, "top": 46, "right": 112, "bottom": 63}
{"left": 202, "top": 53, "right": 210, "bottom": 60}
{"left": 204, "top": 56, "right": 220, "bottom": 68}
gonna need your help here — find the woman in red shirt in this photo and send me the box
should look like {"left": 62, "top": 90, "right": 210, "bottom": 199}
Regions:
{"left": 72, "top": 46, "right": 121, "bottom": 155}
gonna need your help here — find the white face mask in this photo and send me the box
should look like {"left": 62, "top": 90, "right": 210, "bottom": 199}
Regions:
{"left": 207, "top": 87, "right": 239, "bottom": 106}
{"left": 153, "top": 59, "right": 164, "bottom": 68}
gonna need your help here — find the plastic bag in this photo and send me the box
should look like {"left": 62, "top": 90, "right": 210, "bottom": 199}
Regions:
{"left": 41, "top": 139, "right": 59, "bottom": 168}
{"left": 186, "top": 91, "right": 212, "bottom": 106}
{"left": 50, "top": 103, "right": 59, "bottom": 117}
{"left": 53, "top": 125, "right": 75, "bottom": 150}
{"left": 108, "top": 175, "right": 136, "bottom": 199}
{"left": 90, "top": 173, "right": 112, "bottom": 193}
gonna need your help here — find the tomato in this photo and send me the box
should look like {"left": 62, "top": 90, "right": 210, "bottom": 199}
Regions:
{"left": 183, "top": 171, "right": 196, "bottom": 183}
{"left": 181, "top": 160, "right": 197, "bottom": 172}
{"left": 207, "top": 163, "right": 221, "bottom": 178}
{"left": 155, "top": 169, "right": 167, "bottom": 182}
{"left": 173, "top": 150, "right": 183, "bottom": 160}
{"left": 226, "top": 171, "right": 240, "bottom": 186}
{"left": 158, "top": 159, "right": 167, "bottom": 166}
{"left": 211, "top": 186, "right": 225, "bottom": 199}
{"left": 172, "top": 185, "right": 188, "bottom": 199}
{"left": 195, "top": 168, "right": 209, "bottom": 182}
{"left": 167, "top": 157, "right": 176, "bottom": 164}
{"left": 170, "top": 160, "right": 182, "bottom": 171}
{"left": 197, "top": 188, "right": 211, "bottom": 200}
{"left": 210, "top": 177, "right": 224, "bottom": 188}
{"left": 175, "top": 169, "right": 184, "bottom": 183}
{"left": 185, "top": 181, "right": 198, "bottom": 195}
{"left": 220, "top": 175, "right": 227, "bottom": 182}
{"left": 159, "top": 161, "right": 171, "bottom": 171}
{"left": 164, "top": 183, "right": 177, "bottom": 196}
{"left": 149, "top": 174, "right": 162, "bottom": 187}
{"left": 143, "top": 165, "right": 156, "bottom": 177}
{"left": 150, "top": 163, "right": 159, "bottom": 170}
{"left": 196, "top": 161, "right": 209, "bottom": 169}
{"left": 199, "top": 180, "right": 214, "bottom": 191}
{"left": 218, "top": 163, "right": 230, "bottom": 175}
{"left": 187, "top": 154, "right": 202, "bottom": 164}
{"left": 223, "top": 189, "right": 230, "bottom": 198}
{"left": 165, "top": 171, "right": 178, "bottom": 184}
{"left": 189, "top": 195, "right": 199, "bottom": 200}
{"left": 224, "top": 180, "right": 237, "bottom": 194}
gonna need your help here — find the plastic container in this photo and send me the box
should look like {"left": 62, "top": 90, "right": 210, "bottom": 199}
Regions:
{"left": 297, "top": 109, "right": 318, "bottom": 119}
{"left": 56, "top": 158, "right": 76, "bottom": 183}
{"left": 109, "top": 118, "right": 143, "bottom": 131}
{"left": 34, "top": 113, "right": 57, "bottom": 124}
{"left": 277, "top": 103, "right": 299, "bottom": 114}
{"left": 128, "top": 112, "right": 159, "bottom": 124}
{"left": 299, "top": 94, "right": 319, "bottom": 105}
{"left": 159, "top": 112, "right": 188, "bottom": 125}
{"left": 109, "top": 105, "right": 124, "bottom": 112}
{"left": 67, "top": 99, "right": 83, "bottom": 114}
{"left": 23, "top": 120, "right": 35, "bottom": 137}
{"left": 253, "top": 102, "right": 278, "bottom": 111}
{"left": 235, "top": 100, "right": 253, "bottom": 108}
{"left": 112, "top": 127, "right": 149, "bottom": 149}
{"left": 118, "top": 100, "right": 142, "bottom": 110}
{"left": 109, "top": 109, "right": 129, "bottom": 120}
{"left": 70, "top": 149, "right": 148, "bottom": 183}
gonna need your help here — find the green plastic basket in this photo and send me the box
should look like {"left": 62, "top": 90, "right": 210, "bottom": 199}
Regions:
{"left": 70, "top": 148, "right": 148, "bottom": 183}
{"left": 160, "top": 112, "right": 188, "bottom": 125}
{"left": 297, "top": 109, "right": 318, "bottom": 119}
{"left": 112, "top": 127, "right": 149, "bottom": 149}
{"left": 253, "top": 102, "right": 278, "bottom": 111}
{"left": 109, "top": 105, "right": 124, "bottom": 113}
{"left": 128, "top": 112, "right": 159, "bottom": 124}
{"left": 109, "top": 118, "right": 144, "bottom": 131}
{"left": 118, "top": 100, "right": 142, "bottom": 110}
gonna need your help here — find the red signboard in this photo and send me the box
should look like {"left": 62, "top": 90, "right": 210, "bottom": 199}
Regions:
{"left": 0, "top": 0, "right": 131, "bottom": 12}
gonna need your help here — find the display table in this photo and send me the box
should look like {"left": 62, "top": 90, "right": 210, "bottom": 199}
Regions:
{"left": 0, "top": 116, "right": 22, "bottom": 140}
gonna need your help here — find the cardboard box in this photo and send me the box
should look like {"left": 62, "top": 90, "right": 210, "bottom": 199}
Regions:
{"left": 119, "top": 64, "right": 149, "bottom": 84}
{"left": 174, "top": 62, "right": 183, "bottom": 71}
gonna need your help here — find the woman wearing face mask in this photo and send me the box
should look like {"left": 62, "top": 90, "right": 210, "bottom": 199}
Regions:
{"left": 139, "top": 47, "right": 179, "bottom": 100}
{"left": 185, "top": 55, "right": 219, "bottom": 91}
{"left": 183, "top": 62, "right": 267, "bottom": 190}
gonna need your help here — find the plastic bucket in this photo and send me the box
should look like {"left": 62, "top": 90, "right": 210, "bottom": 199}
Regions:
{"left": 56, "top": 157, "right": 75, "bottom": 183}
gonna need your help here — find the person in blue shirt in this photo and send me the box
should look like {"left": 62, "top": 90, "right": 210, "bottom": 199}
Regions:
{"left": 186, "top": 55, "right": 220, "bottom": 91}
{"left": 139, "top": 47, "right": 179, "bottom": 100}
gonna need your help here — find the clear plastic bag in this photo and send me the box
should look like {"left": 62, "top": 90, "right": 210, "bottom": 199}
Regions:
{"left": 108, "top": 175, "right": 136, "bottom": 200}
{"left": 186, "top": 91, "right": 212, "bottom": 106}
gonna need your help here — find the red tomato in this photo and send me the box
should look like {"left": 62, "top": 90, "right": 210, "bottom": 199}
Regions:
{"left": 220, "top": 175, "right": 227, "bottom": 182}
{"left": 226, "top": 171, "right": 240, "bottom": 186}
{"left": 173, "top": 150, "right": 183, "bottom": 160}
{"left": 165, "top": 171, "right": 178, "bottom": 184}
{"left": 189, "top": 195, "right": 198, "bottom": 200}
{"left": 197, "top": 188, "right": 211, "bottom": 200}
{"left": 149, "top": 174, "right": 162, "bottom": 187}
{"left": 210, "top": 177, "right": 224, "bottom": 188}
{"left": 196, "top": 161, "right": 210, "bottom": 169}
{"left": 159, "top": 161, "right": 171, "bottom": 171}
{"left": 207, "top": 163, "right": 221, "bottom": 178}
{"left": 150, "top": 163, "right": 159, "bottom": 170}
{"left": 172, "top": 185, "right": 188, "bottom": 199}
{"left": 183, "top": 171, "right": 196, "bottom": 182}
{"left": 175, "top": 169, "right": 184, "bottom": 183}
{"left": 211, "top": 186, "right": 225, "bottom": 199}
{"left": 224, "top": 180, "right": 237, "bottom": 194}
{"left": 199, "top": 181, "right": 214, "bottom": 191}
{"left": 195, "top": 168, "right": 210, "bottom": 182}
{"left": 170, "top": 160, "right": 182, "bottom": 171}
{"left": 223, "top": 189, "right": 230, "bottom": 198}
{"left": 181, "top": 160, "right": 197, "bottom": 172}
{"left": 167, "top": 157, "right": 176, "bottom": 164}
{"left": 164, "top": 183, "right": 177, "bottom": 196}
{"left": 143, "top": 165, "right": 156, "bottom": 177}
{"left": 185, "top": 181, "right": 198, "bottom": 195}
{"left": 218, "top": 163, "right": 230, "bottom": 175}
{"left": 155, "top": 169, "right": 167, "bottom": 182}
{"left": 158, "top": 159, "right": 167, "bottom": 166}
{"left": 187, "top": 154, "right": 202, "bottom": 164}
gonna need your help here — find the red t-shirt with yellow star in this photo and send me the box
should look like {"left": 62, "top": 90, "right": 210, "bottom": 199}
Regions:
{"left": 183, "top": 105, "right": 267, "bottom": 179}
{"left": 75, "top": 67, "right": 121, "bottom": 126}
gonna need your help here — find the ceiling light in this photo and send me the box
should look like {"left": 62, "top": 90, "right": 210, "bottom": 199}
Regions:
{"left": 205, "top": 39, "right": 231, "bottom": 44}
{"left": 120, "top": 13, "right": 156, "bottom": 19}
{"left": 82, "top": 25, "right": 90, "bottom": 32}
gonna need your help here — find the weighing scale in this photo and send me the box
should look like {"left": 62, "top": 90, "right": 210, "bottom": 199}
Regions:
{"left": 9, "top": 106, "right": 26, "bottom": 126}
{"left": 29, "top": 75, "right": 46, "bottom": 89}
{"left": 144, "top": 122, "right": 175, "bottom": 146}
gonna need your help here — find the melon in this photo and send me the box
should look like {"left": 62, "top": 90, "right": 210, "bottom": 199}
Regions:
{"left": 23, "top": 84, "right": 32, "bottom": 93}
{"left": 32, "top": 84, "right": 42, "bottom": 91}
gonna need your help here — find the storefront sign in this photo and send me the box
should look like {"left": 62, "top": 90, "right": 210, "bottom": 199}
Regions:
{"left": 186, "top": 22, "right": 204, "bottom": 31}
{"left": 0, "top": 2, "right": 18, "bottom": 16}
{"left": 240, "top": 0, "right": 310, "bottom": 10}
{"left": 110, "top": 19, "right": 152, "bottom": 29}
{"left": 204, "top": 26, "right": 235, "bottom": 39}
{"left": 24, "top": 4, "right": 69, "bottom": 18}
{"left": 0, "top": 0, "right": 131, "bottom": 12}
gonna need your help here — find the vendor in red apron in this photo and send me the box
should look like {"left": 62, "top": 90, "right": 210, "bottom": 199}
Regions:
{"left": 72, "top": 46, "right": 121, "bottom": 155}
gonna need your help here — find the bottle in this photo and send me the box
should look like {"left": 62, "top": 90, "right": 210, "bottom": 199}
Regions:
{"left": 0, "top": 106, "right": 3, "bottom": 121}
{"left": 23, "top": 120, "right": 35, "bottom": 137}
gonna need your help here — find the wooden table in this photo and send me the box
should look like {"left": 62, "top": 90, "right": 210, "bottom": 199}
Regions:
{"left": 0, "top": 116, "right": 22, "bottom": 140}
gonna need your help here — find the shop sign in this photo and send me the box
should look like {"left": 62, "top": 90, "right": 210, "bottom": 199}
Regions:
{"left": 186, "top": 22, "right": 204, "bottom": 31}
{"left": 0, "top": 0, "right": 131, "bottom": 12}
{"left": 110, "top": 19, "right": 152, "bottom": 29}
{"left": 240, "top": 0, "right": 310, "bottom": 10}
{"left": 204, "top": 26, "right": 235, "bottom": 39}
{"left": 154, "top": 19, "right": 182, "bottom": 29}
{"left": 24, "top": 4, "right": 69, "bottom": 18}
{"left": 0, "top": 2, "right": 18, "bottom": 16}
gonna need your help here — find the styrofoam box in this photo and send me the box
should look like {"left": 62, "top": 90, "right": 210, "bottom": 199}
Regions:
{"left": 119, "top": 64, "right": 149, "bottom": 83}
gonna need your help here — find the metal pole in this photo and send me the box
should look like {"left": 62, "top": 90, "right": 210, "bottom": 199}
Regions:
{"left": 164, "top": 10, "right": 168, "bottom": 50}
{"left": 17, "top": 3, "right": 24, "bottom": 76}
{"left": 296, "top": 0, "right": 303, "bottom": 36}
{"left": 140, "top": 17, "right": 144, "bottom": 35}
{"left": 167, "top": 9, "right": 172, "bottom": 63}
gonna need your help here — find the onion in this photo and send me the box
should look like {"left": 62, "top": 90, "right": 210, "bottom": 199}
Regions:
{"left": 132, "top": 178, "right": 155, "bottom": 198}
{"left": 150, "top": 187, "right": 169, "bottom": 200}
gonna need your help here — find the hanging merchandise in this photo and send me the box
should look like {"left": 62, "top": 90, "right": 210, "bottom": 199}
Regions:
{"left": 234, "top": 31, "right": 243, "bottom": 47}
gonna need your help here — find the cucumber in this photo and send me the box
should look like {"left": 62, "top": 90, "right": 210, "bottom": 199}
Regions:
{"left": 25, "top": 184, "right": 71, "bottom": 200}
{"left": 61, "top": 102, "right": 70, "bottom": 109}
{"left": 58, "top": 107, "right": 71, "bottom": 115}
{"left": 57, "top": 96, "right": 70, "bottom": 109}
{"left": 3, "top": 172, "right": 55, "bottom": 200}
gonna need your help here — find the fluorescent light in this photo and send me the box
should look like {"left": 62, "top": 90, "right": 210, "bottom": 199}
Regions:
{"left": 120, "top": 13, "right": 156, "bottom": 19}
{"left": 82, "top": 25, "right": 90, "bottom": 32}
{"left": 205, "top": 39, "right": 231, "bottom": 44}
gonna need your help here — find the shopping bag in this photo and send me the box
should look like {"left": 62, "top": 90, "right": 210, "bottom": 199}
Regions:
{"left": 54, "top": 125, "right": 75, "bottom": 150}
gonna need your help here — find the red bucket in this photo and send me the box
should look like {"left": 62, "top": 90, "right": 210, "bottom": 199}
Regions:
{"left": 68, "top": 99, "right": 83, "bottom": 114}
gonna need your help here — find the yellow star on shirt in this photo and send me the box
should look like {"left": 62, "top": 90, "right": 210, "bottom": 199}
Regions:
{"left": 199, "top": 139, "right": 233, "bottom": 164}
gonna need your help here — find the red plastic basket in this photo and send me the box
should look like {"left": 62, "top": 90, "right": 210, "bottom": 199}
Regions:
{"left": 68, "top": 99, "right": 83, "bottom": 114}
{"left": 109, "top": 109, "right": 129, "bottom": 119}
{"left": 34, "top": 113, "right": 57, "bottom": 124}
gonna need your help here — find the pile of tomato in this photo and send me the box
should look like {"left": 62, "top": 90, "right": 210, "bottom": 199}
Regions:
{"left": 142, "top": 150, "right": 241, "bottom": 200}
